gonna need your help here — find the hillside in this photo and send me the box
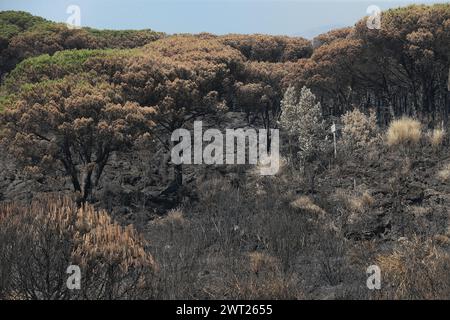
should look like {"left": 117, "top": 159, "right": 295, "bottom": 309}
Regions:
{"left": 0, "top": 4, "right": 450, "bottom": 300}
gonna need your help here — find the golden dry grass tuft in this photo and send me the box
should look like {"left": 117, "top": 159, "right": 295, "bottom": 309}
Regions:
{"left": 386, "top": 117, "right": 422, "bottom": 147}
{"left": 334, "top": 189, "right": 374, "bottom": 213}
{"left": 428, "top": 128, "right": 445, "bottom": 148}
{"left": 153, "top": 208, "right": 186, "bottom": 227}
{"left": 290, "top": 196, "right": 326, "bottom": 215}
{"left": 348, "top": 191, "right": 374, "bottom": 213}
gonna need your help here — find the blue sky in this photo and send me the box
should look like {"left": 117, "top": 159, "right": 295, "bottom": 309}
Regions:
{"left": 0, "top": 0, "right": 444, "bottom": 38}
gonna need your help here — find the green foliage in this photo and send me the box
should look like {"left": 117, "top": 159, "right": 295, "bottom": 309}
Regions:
{"left": 0, "top": 94, "right": 16, "bottom": 112}
{"left": 1, "top": 49, "right": 134, "bottom": 93}
{"left": 0, "top": 11, "right": 49, "bottom": 39}
{"left": 0, "top": 22, "right": 20, "bottom": 40}
{"left": 0, "top": 10, "right": 164, "bottom": 79}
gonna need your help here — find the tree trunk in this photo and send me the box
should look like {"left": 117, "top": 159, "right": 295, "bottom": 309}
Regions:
{"left": 82, "top": 169, "right": 93, "bottom": 203}
{"left": 174, "top": 164, "right": 183, "bottom": 186}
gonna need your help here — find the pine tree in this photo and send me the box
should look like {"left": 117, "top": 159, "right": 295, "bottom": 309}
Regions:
{"left": 279, "top": 86, "right": 325, "bottom": 163}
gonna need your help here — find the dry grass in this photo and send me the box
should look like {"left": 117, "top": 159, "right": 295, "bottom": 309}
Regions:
{"left": 0, "top": 196, "right": 156, "bottom": 299}
{"left": 334, "top": 189, "right": 373, "bottom": 213}
{"left": 376, "top": 238, "right": 450, "bottom": 299}
{"left": 153, "top": 208, "right": 186, "bottom": 227}
{"left": 437, "top": 163, "right": 450, "bottom": 182}
{"left": 331, "top": 189, "right": 375, "bottom": 226}
{"left": 386, "top": 117, "right": 422, "bottom": 147}
{"left": 408, "top": 205, "right": 432, "bottom": 216}
{"left": 227, "top": 252, "right": 301, "bottom": 299}
{"left": 428, "top": 128, "right": 445, "bottom": 148}
{"left": 349, "top": 191, "right": 374, "bottom": 213}
{"left": 290, "top": 195, "right": 326, "bottom": 215}
{"left": 248, "top": 252, "right": 280, "bottom": 275}
{"left": 230, "top": 274, "right": 302, "bottom": 300}
{"left": 434, "top": 234, "right": 450, "bottom": 246}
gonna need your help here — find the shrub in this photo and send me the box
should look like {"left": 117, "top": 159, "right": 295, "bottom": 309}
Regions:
{"left": 376, "top": 238, "right": 450, "bottom": 299}
{"left": 2, "top": 49, "right": 111, "bottom": 92}
{"left": 341, "top": 108, "right": 379, "bottom": 152}
{"left": 386, "top": 117, "right": 422, "bottom": 147}
{"left": 0, "top": 195, "right": 156, "bottom": 299}
{"left": 279, "top": 86, "right": 326, "bottom": 163}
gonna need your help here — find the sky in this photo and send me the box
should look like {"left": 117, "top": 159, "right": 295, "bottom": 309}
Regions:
{"left": 0, "top": 0, "right": 445, "bottom": 38}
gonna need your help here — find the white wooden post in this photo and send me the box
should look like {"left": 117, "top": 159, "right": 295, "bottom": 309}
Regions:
{"left": 331, "top": 122, "right": 337, "bottom": 158}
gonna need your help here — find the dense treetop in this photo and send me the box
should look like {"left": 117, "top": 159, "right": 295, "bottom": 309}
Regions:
{"left": 1, "top": 4, "right": 449, "bottom": 126}
{"left": 0, "top": 11, "right": 164, "bottom": 78}
{"left": 219, "top": 34, "right": 313, "bottom": 62}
